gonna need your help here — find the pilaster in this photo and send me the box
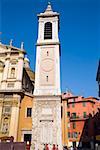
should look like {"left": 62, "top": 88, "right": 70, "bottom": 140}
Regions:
{"left": 9, "top": 95, "right": 21, "bottom": 141}
{"left": 1, "top": 54, "right": 10, "bottom": 89}
{"left": 16, "top": 52, "right": 24, "bottom": 89}
{"left": 0, "top": 99, "right": 3, "bottom": 124}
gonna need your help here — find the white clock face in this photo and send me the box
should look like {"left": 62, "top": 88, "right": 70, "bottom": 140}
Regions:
{"left": 41, "top": 58, "right": 54, "bottom": 72}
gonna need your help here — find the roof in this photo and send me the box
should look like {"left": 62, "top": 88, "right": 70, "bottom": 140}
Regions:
{"left": 25, "top": 68, "right": 35, "bottom": 82}
{"left": 62, "top": 94, "right": 100, "bottom": 103}
{"left": 37, "top": 2, "right": 59, "bottom": 17}
{"left": 96, "top": 60, "right": 100, "bottom": 82}
{"left": 84, "top": 96, "right": 99, "bottom": 101}
{"left": 0, "top": 43, "right": 26, "bottom": 54}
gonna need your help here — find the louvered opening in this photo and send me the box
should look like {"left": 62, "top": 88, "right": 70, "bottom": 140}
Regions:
{"left": 44, "top": 22, "right": 52, "bottom": 39}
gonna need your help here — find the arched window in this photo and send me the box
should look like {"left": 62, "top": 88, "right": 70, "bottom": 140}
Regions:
{"left": 11, "top": 68, "right": 15, "bottom": 78}
{"left": 44, "top": 22, "right": 52, "bottom": 39}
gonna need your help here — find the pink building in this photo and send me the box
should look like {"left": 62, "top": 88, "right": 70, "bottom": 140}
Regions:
{"left": 62, "top": 92, "right": 100, "bottom": 148}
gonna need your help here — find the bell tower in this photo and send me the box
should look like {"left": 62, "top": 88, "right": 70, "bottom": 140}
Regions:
{"left": 32, "top": 3, "right": 62, "bottom": 149}
{"left": 34, "top": 2, "right": 60, "bottom": 96}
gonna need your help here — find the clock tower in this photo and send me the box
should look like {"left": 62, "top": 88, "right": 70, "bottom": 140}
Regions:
{"left": 32, "top": 3, "right": 62, "bottom": 149}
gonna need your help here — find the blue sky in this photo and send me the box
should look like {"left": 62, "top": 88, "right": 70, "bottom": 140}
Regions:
{"left": 0, "top": 0, "right": 100, "bottom": 97}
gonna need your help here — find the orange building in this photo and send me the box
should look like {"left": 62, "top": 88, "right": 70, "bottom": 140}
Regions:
{"left": 62, "top": 92, "right": 100, "bottom": 149}
{"left": 17, "top": 93, "right": 33, "bottom": 144}
{"left": 17, "top": 67, "right": 35, "bottom": 145}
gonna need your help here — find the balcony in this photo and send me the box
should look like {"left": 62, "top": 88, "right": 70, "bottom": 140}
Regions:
{"left": 70, "top": 115, "right": 88, "bottom": 121}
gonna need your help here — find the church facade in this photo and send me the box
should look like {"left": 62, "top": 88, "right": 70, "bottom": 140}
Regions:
{"left": 0, "top": 41, "right": 34, "bottom": 142}
{"left": 31, "top": 3, "right": 62, "bottom": 149}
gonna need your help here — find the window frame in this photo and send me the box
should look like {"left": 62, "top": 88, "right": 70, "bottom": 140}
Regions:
{"left": 83, "top": 112, "right": 87, "bottom": 118}
{"left": 68, "top": 132, "right": 70, "bottom": 138}
{"left": 10, "top": 67, "right": 15, "bottom": 78}
{"left": 44, "top": 22, "right": 52, "bottom": 40}
{"left": 83, "top": 101, "right": 86, "bottom": 107}
{"left": 73, "top": 122, "right": 76, "bottom": 129}
{"left": 26, "top": 108, "right": 32, "bottom": 118}
{"left": 67, "top": 111, "right": 70, "bottom": 117}
{"left": 71, "top": 112, "right": 76, "bottom": 119}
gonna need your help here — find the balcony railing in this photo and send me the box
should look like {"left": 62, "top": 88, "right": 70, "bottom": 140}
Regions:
{"left": 70, "top": 115, "right": 88, "bottom": 120}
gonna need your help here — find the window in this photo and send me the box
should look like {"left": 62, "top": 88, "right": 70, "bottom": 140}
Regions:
{"left": 71, "top": 113, "right": 76, "bottom": 118}
{"left": 73, "top": 122, "right": 76, "bottom": 129}
{"left": 68, "top": 132, "right": 70, "bottom": 138}
{"left": 67, "top": 104, "right": 70, "bottom": 108}
{"left": 44, "top": 22, "right": 52, "bottom": 39}
{"left": 47, "top": 51, "right": 49, "bottom": 56}
{"left": 72, "top": 98, "right": 75, "bottom": 102}
{"left": 72, "top": 103, "right": 75, "bottom": 107}
{"left": 71, "top": 133, "right": 73, "bottom": 138}
{"left": 83, "top": 112, "right": 87, "bottom": 118}
{"left": 27, "top": 108, "right": 32, "bottom": 117}
{"left": 72, "top": 132, "right": 78, "bottom": 138}
{"left": 83, "top": 101, "right": 86, "bottom": 107}
{"left": 67, "top": 112, "right": 70, "bottom": 117}
{"left": 10, "top": 68, "right": 15, "bottom": 78}
{"left": 3, "top": 107, "right": 11, "bottom": 114}
{"left": 46, "top": 76, "right": 48, "bottom": 82}
{"left": 71, "top": 99, "right": 75, "bottom": 107}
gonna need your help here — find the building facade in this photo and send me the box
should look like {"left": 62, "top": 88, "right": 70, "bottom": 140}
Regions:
{"left": 62, "top": 92, "right": 100, "bottom": 148}
{"left": 17, "top": 93, "right": 33, "bottom": 144}
{"left": 0, "top": 41, "right": 34, "bottom": 143}
{"left": 31, "top": 3, "right": 62, "bottom": 150}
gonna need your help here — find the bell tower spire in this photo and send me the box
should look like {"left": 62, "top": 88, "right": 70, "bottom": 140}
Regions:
{"left": 37, "top": 2, "right": 59, "bottom": 45}
{"left": 45, "top": 2, "right": 52, "bottom": 12}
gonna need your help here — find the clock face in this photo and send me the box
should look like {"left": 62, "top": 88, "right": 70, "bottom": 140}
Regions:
{"left": 41, "top": 58, "right": 54, "bottom": 72}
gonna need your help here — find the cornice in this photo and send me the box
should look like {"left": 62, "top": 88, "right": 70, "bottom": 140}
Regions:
{"left": 36, "top": 41, "right": 60, "bottom": 46}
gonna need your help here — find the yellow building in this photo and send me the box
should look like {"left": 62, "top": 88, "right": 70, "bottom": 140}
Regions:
{"left": 17, "top": 93, "right": 33, "bottom": 143}
{"left": 0, "top": 41, "right": 35, "bottom": 142}
{"left": 62, "top": 95, "right": 69, "bottom": 147}
{"left": 17, "top": 67, "right": 35, "bottom": 143}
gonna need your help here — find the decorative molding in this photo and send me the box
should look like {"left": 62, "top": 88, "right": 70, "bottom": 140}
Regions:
{"left": 5, "top": 57, "right": 10, "bottom": 61}
{"left": 3, "top": 101, "right": 12, "bottom": 106}
{"left": 0, "top": 100, "right": 3, "bottom": 106}
{"left": 0, "top": 98, "right": 20, "bottom": 107}
{"left": 36, "top": 42, "right": 60, "bottom": 46}
{"left": 32, "top": 98, "right": 62, "bottom": 148}
{"left": 12, "top": 99, "right": 19, "bottom": 107}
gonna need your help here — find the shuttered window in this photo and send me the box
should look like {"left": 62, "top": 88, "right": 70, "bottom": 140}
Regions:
{"left": 44, "top": 22, "right": 52, "bottom": 39}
